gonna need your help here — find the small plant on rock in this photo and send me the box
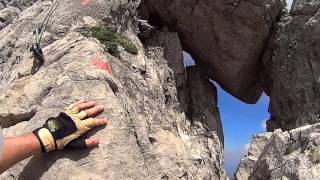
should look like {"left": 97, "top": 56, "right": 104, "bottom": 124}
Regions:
{"left": 82, "top": 26, "right": 138, "bottom": 58}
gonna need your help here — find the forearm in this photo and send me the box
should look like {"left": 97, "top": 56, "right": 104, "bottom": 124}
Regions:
{"left": 0, "top": 134, "right": 41, "bottom": 173}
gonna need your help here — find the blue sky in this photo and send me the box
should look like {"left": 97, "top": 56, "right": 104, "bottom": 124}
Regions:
{"left": 218, "top": 85, "right": 269, "bottom": 176}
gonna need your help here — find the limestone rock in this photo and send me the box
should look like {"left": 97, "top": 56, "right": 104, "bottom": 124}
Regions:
{"left": 185, "top": 66, "right": 225, "bottom": 179}
{"left": 0, "top": 6, "right": 21, "bottom": 29}
{"left": 186, "top": 66, "right": 224, "bottom": 145}
{"left": 235, "top": 133, "right": 272, "bottom": 180}
{"left": 237, "top": 124, "right": 320, "bottom": 180}
{"left": 262, "top": 0, "right": 320, "bottom": 131}
{"left": 0, "top": 0, "right": 38, "bottom": 10}
{"left": 141, "top": 0, "right": 285, "bottom": 103}
{"left": 291, "top": 0, "right": 320, "bottom": 15}
{"left": 0, "top": 0, "right": 227, "bottom": 179}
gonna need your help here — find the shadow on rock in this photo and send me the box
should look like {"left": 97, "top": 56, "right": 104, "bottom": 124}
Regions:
{"left": 18, "top": 145, "right": 95, "bottom": 179}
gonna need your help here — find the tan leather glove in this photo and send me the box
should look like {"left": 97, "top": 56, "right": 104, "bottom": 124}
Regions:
{"left": 33, "top": 101, "right": 106, "bottom": 153}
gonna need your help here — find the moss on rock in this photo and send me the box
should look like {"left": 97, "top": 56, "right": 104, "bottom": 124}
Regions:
{"left": 82, "top": 26, "right": 138, "bottom": 58}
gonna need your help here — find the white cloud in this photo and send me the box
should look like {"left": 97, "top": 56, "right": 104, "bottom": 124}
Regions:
{"left": 260, "top": 93, "right": 270, "bottom": 102}
{"left": 224, "top": 143, "right": 251, "bottom": 176}
{"left": 286, "top": 0, "right": 293, "bottom": 10}
{"left": 183, "top": 51, "right": 195, "bottom": 67}
{"left": 244, "top": 143, "right": 250, "bottom": 153}
{"left": 261, "top": 118, "right": 267, "bottom": 130}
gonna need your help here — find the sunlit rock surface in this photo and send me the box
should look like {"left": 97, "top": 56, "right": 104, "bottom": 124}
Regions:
{"left": 1, "top": 0, "right": 320, "bottom": 179}
{"left": 237, "top": 124, "right": 320, "bottom": 179}
{"left": 0, "top": 0, "right": 227, "bottom": 179}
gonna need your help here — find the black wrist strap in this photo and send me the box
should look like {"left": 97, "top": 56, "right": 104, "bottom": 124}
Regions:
{"left": 33, "top": 128, "right": 47, "bottom": 153}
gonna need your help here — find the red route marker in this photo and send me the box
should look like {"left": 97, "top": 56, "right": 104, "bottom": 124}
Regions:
{"left": 91, "top": 59, "right": 112, "bottom": 74}
{"left": 82, "top": 0, "right": 89, "bottom": 7}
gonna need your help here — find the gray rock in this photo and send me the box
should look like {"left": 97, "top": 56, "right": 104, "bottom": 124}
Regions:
{"left": 237, "top": 124, "right": 320, "bottom": 180}
{"left": 186, "top": 66, "right": 224, "bottom": 145}
{"left": 0, "top": 0, "right": 38, "bottom": 10}
{"left": 0, "top": 0, "right": 227, "bottom": 179}
{"left": 186, "top": 66, "right": 226, "bottom": 179}
{"left": 2, "top": 0, "right": 320, "bottom": 179}
{"left": 0, "top": 21, "right": 4, "bottom": 29}
{"left": 291, "top": 0, "right": 320, "bottom": 15}
{"left": 0, "top": 0, "right": 8, "bottom": 5}
{"left": 141, "top": 0, "right": 285, "bottom": 103}
{"left": 0, "top": 6, "right": 21, "bottom": 25}
{"left": 235, "top": 133, "right": 272, "bottom": 180}
{"left": 262, "top": 0, "right": 320, "bottom": 131}
{"left": 7, "top": 0, "right": 38, "bottom": 10}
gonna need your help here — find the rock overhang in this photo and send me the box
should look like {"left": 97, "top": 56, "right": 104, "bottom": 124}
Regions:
{"left": 140, "top": 0, "right": 286, "bottom": 104}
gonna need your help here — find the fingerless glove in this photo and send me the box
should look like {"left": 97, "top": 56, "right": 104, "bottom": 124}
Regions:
{"left": 33, "top": 103, "right": 98, "bottom": 153}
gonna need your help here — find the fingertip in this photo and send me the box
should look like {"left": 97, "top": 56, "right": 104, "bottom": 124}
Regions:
{"left": 102, "top": 118, "right": 108, "bottom": 124}
{"left": 89, "top": 101, "right": 96, "bottom": 105}
{"left": 93, "top": 139, "right": 100, "bottom": 145}
{"left": 86, "top": 138, "right": 100, "bottom": 148}
{"left": 96, "top": 118, "right": 108, "bottom": 126}
{"left": 98, "top": 105, "right": 104, "bottom": 110}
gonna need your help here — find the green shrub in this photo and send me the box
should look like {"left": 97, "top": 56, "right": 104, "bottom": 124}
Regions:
{"left": 83, "top": 26, "right": 138, "bottom": 58}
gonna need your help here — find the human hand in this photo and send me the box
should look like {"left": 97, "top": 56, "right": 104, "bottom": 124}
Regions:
{"left": 33, "top": 100, "right": 108, "bottom": 153}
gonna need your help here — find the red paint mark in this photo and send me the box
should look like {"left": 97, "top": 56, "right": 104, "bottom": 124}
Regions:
{"left": 82, "top": 0, "right": 89, "bottom": 7}
{"left": 91, "top": 59, "right": 112, "bottom": 74}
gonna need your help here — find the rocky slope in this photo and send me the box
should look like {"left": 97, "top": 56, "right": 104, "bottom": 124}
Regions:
{"left": 1, "top": 0, "right": 320, "bottom": 179}
{"left": 0, "top": 0, "right": 227, "bottom": 179}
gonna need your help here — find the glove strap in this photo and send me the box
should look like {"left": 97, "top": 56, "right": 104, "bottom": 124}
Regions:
{"left": 33, "top": 128, "right": 56, "bottom": 153}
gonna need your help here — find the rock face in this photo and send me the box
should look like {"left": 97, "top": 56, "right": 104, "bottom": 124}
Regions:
{"left": 235, "top": 133, "right": 272, "bottom": 179}
{"left": 141, "top": 0, "right": 285, "bottom": 103}
{"left": 236, "top": 124, "right": 320, "bottom": 180}
{"left": 1, "top": 0, "right": 320, "bottom": 179}
{"left": 0, "top": 0, "right": 227, "bottom": 179}
{"left": 186, "top": 66, "right": 224, "bottom": 145}
{"left": 236, "top": 0, "right": 320, "bottom": 179}
{"left": 262, "top": 0, "right": 320, "bottom": 131}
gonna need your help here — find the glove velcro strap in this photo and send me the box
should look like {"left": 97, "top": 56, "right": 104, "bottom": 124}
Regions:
{"left": 44, "top": 113, "right": 78, "bottom": 140}
{"left": 33, "top": 128, "right": 56, "bottom": 153}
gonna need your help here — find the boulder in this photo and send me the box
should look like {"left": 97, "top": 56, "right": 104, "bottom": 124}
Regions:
{"left": 141, "top": 0, "right": 285, "bottom": 103}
